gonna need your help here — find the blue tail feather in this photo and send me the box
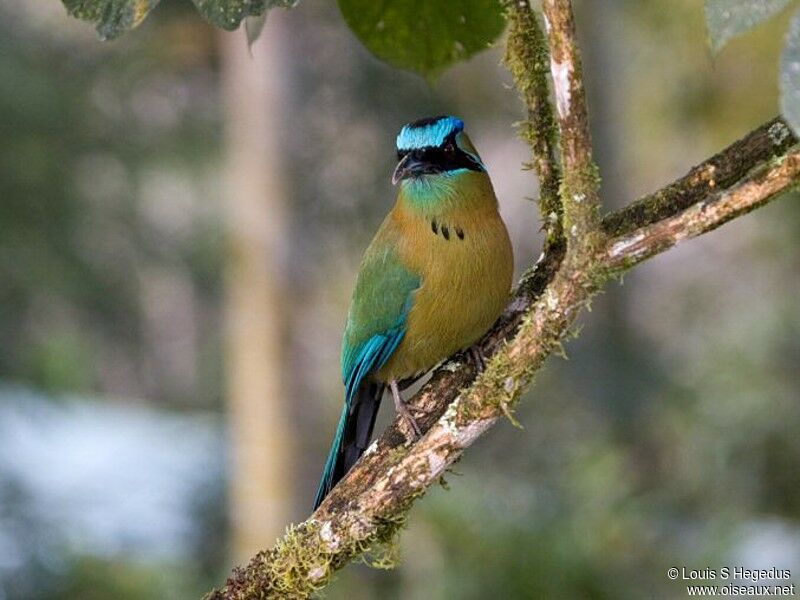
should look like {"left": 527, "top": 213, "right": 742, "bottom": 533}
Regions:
{"left": 313, "top": 403, "right": 349, "bottom": 509}
{"left": 313, "top": 382, "right": 383, "bottom": 509}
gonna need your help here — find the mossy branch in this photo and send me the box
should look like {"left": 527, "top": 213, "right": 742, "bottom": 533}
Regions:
{"left": 541, "top": 0, "right": 602, "bottom": 246}
{"left": 601, "top": 118, "right": 797, "bottom": 238}
{"left": 503, "top": 0, "right": 563, "bottom": 250}
{"left": 604, "top": 144, "right": 800, "bottom": 271}
{"left": 207, "top": 117, "right": 799, "bottom": 598}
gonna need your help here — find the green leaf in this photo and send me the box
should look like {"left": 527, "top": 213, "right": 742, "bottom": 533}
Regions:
{"left": 191, "top": 0, "right": 297, "bottom": 32}
{"left": 61, "top": 0, "right": 161, "bottom": 40}
{"left": 705, "top": 0, "right": 794, "bottom": 53}
{"left": 62, "top": 0, "right": 298, "bottom": 39}
{"left": 780, "top": 8, "right": 800, "bottom": 134}
{"left": 337, "top": 0, "right": 505, "bottom": 78}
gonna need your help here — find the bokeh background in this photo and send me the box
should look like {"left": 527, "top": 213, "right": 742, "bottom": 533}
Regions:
{"left": 1, "top": 1, "right": 798, "bottom": 598}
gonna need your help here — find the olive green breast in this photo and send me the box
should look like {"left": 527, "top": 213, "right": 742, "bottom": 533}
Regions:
{"left": 375, "top": 172, "right": 513, "bottom": 381}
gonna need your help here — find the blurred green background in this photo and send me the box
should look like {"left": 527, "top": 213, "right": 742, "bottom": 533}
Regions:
{"left": 0, "top": 1, "right": 798, "bottom": 598}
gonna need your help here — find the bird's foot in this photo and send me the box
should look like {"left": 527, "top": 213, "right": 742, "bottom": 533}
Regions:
{"left": 469, "top": 346, "right": 487, "bottom": 373}
{"left": 390, "top": 379, "right": 422, "bottom": 439}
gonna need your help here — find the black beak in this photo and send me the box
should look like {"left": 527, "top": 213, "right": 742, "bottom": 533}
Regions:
{"left": 391, "top": 152, "right": 428, "bottom": 185}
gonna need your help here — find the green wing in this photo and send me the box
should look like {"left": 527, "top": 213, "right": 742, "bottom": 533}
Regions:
{"left": 315, "top": 243, "right": 419, "bottom": 509}
{"left": 341, "top": 245, "right": 420, "bottom": 402}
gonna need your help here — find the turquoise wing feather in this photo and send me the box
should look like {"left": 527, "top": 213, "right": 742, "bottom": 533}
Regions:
{"left": 341, "top": 247, "right": 420, "bottom": 402}
{"left": 314, "top": 246, "right": 419, "bottom": 509}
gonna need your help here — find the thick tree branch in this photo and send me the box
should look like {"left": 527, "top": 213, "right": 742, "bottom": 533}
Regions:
{"left": 541, "top": 0, "right": 601, "bottom": 240}
{"left": 504, "top": 0, "right": 563, "bottom": 249}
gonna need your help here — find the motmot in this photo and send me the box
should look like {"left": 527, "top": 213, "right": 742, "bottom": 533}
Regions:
{"left": 314, "top": 116, "right": 513, "bottom": 509}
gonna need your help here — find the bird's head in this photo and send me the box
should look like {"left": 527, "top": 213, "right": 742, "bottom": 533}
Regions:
{"left": 392, "top": 115, "right": 486, "bottom": 185}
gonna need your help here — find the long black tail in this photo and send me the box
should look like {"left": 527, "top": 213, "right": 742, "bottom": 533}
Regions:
{"left": 314, "top": 382, "right": 384, "bottom": 509}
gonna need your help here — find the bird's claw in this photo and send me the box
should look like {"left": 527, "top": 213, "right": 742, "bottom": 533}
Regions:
{"left": 469, "top": 346, "right": 487, "bottom": 373}
{"left": 396, "top": 401, "right": 422, "bottom": 439}
{"left": 390, "top": 379, "right": 422, "bottom": 439}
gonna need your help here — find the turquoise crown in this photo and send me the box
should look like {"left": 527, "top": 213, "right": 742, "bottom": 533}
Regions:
{"left": 396, "top": 116, "right": 464, "bottom": 151}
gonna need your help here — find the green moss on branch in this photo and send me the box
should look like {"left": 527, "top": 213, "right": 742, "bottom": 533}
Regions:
{"left": 503, "top": 0, "right": 563, "bottom": 250}
{"left": 602, "top": 118, "right": 797, "bottom": 237}
{"left": 540, "top": 0, "right": 602, "bottom": 245}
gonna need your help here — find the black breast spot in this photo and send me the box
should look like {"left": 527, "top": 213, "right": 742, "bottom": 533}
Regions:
{"left": 431, "top": 220, "right": 438, "bottom": 234}
{"left": 455, "top": 227, "right": 464, "bottom": 240}
{"left": 441, "top": 225, "right": 450, "bottom": 240}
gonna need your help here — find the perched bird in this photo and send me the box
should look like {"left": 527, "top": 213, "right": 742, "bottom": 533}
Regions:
{"left": 314, "top": 116, "right": 513, "bottom": 509}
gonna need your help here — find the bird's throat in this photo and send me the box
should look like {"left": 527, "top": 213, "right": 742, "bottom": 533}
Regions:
{"left": 399, "top": 170, "right": 494, "bottom": 215}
